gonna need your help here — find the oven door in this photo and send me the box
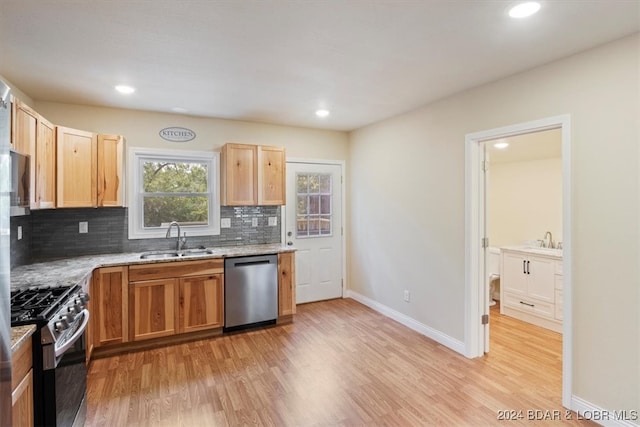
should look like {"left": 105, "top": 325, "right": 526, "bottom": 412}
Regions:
{"left": 42, "top": 310, "right": 89, "bottom": 427}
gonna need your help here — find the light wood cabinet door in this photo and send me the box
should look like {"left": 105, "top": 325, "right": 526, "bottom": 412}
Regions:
{"left": 278, "top": 252, "right": 296, "bottom": 316}
{"left": 130, "top": 278, "right": 177, "bottom": 341}
{"left": 12, "top": 98, "right": 37, "bottom": 156}
{"left": 221, "top": 143, "right": 257, "bottom": 205}
{"left": 92, "top": 266, "right": 129, "bottom": 348}
{"left": 178, "top": 274, "right": 223, "bottom": 333}
{"left": 258, "top": 146, "right": 285, "bottom": 205}
{"left": 35, "top": 117, "right": 56, "bottom": 209}
{"left": 12, "top": 369, "right": 33, "bottom": 427}
{"left": 57, "top": 126, "right": 97, "bottom": 207}
{"left": 97, "top": 134, "right": 124, "bottom": 207}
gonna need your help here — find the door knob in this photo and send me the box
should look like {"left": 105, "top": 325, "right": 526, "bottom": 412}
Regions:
{"left": 287, "top": 231, "right": 293, "bottom": 237}
{"left": 287, "top": 241, "right": 293, "bottom": 246}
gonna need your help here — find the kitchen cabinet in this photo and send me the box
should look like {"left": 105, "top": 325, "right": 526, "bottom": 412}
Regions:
{"left": 11, "top": 97, "right": 37, "bottom": 157}
{"left": 35, "top": 117, "right": 56, "bottom": 209}
{"left": 92, "top": 266, "right": 129, "bottom": 348}
{"left": 278, "top": 252, "right": 296, "bottom": 317}
{"left": 97, "top": 134, "right": 124, "bottom": 207}
{"left": 179, "top": 274, "right": 224, "bottom": 333}
{"left": 500, "top": 248, "right": 562, "bottom": 333}
{"left": 129, "top": 259, "right": 224, "bottom": 341}
{"left": 57, "top": 127, "right": 125, "bottom": 208}
{"left": 11, "top": 333, "right": 33, "bottom": 427}
{"left": 130, "top": 278, "right": 177, "bottom": 341}
{"left": 57, "top": 126, "right": 97, "bottom": 207}
{"left": 221, "top": 143, "right": 285, "bottom": 206}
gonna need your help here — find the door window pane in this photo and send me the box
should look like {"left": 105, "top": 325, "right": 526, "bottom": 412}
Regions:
{"left": 295, "top": 172, "right": 332, "bottom": 238}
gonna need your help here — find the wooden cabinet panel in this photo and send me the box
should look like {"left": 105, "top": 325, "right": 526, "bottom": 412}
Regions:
{"left": 179, "top": 274, "right": 223, "bottom": 333}
{"left": 93, "top": 266, "right": 129, "bottom": 347}
{"left": 278, "top": 252, "right": 296, "bottom": 316}
{"left": 221, "top": 143, "right": 257, "bottom": 205}
{"left": 221, "top": 143, "right": 286, "bottom": 206}
{"left": 130, "top": 278, "right": 177, "bottom": 341}
{"left": 12, "top": 98, "right": 37, "bottom": 156}
{"left": 257, "top": 146, "right": 285, "bottom": 205}
{"left": 129, "top": 259, "right": 223, "bottom": 282}
{"left": 12, "top": 369, "right": 33, "bottom": 427}
{"left": 97, "top": 134, "right": 124, "bottom": 207}
{"left": 57, "top": 126, "right": 97, "bottom": 207}
{"left": 35, "top": 117, "right": 56, "bottom": 209}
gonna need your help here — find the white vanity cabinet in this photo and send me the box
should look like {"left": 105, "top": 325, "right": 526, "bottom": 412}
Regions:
{"left": 500, "top": 247, "right": 563, "bottom": 333}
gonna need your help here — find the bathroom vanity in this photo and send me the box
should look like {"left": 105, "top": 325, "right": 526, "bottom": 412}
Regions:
{"left": 500, "top": 247, "right": 563, "bottom": 333}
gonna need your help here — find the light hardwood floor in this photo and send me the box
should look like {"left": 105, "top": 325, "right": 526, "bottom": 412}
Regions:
{"left": 86, "top": 298, "right": 594, "bottom": 426}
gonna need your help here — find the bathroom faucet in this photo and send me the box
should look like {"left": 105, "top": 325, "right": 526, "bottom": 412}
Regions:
{"left": 543, "top": 231, "right": 553, "bottom": 249}
{"left": 166, "top": 221, "right": 186, "bottom": 251}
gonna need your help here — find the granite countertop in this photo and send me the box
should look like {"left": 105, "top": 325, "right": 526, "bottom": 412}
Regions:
{"left": 11, "top": 325, "right": 36, "bottom": 352}
{"left": 11, "top": 243, "right": 295, "bottom": 291}
{"left": 500, "top": 245, "right": 563, "bottom": 259}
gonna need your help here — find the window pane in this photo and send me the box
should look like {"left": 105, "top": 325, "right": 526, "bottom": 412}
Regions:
{"left": 296, "top": 216, "right": 308, "bottom": 236}
{"left": 320, "top": 216, "right": 331, "bottom": 235}
{"left": 143, "top": 161, "right": 208, "bottom": 193}
{"left": 297, "top": 196, "right": 308, "bottom": 215}
{"left": 308, "top": 218, "right": 320, "bottom": 236}
{"left": 308, "top": 174, "right": 319, "bottom": 193}
{"left": 309, "top": 195, "right": 320, "bottom": 214}
{"left": 320, "top": 174, "right": 331, "bottom": 193}
{"left": 296, "top": 174, "right": 308, "bottom": 194}
{"left": 143, "top": 195, "right": 208, "bottom": 227}
{"left": 320, "top": 195, "right": 331, "bottom": 214}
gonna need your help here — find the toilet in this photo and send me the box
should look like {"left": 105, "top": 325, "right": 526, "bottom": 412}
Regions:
{"left": 487, "top": 247, "right": 501, "bottom": 306}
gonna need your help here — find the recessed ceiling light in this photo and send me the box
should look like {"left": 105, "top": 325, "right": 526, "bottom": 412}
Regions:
{"left": 171, "top": 107, "right": 188, "bottom": 113}
{"left": 508, "top": 2, "right": 541, "bottom": 18}
{"left": 115, "top": 85, "right": 135, "bottom": 94}
{"left": 494, "top": 141, "right": 509, "bottom": 149}
{"left": 315, "top": 109, "right": 330, "bottom": 118}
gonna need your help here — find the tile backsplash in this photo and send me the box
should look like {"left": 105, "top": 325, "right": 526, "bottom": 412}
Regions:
{"left": 12, "top": 206, "right": 281, "bottom": 265}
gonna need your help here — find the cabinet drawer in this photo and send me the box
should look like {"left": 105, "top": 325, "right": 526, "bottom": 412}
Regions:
{"left": 555, "top": 274, "right": 563, "bottom": 290}
{"left": 129, "top": 259, "right": 223, "bottom": 282}
{"left": 503, "top": 292, "right": 554, "bottom": 319}
{"left": 11, "top": 338, "right": 32, "bottom": 391}
{"left": 555, "top": 290, "right": 563, "bottom": 320}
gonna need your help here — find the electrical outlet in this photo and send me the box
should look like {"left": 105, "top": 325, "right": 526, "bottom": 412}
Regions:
{"left": 268, "top": 216, "right": 277, "bottom": 226}
{"left": 79, "top": 221, "right": 88, "bottom": 234}
{"left": 220, "top": 218, "right": 231, "bottom": 228}
{"left": 251, "top": 218, "right": 258, "bottom": 227}
{"left": 403, "top": 290, "right": 410, "bottom": 302}
{"left": 17, "top": 226, "right": 22, "bottom": 240}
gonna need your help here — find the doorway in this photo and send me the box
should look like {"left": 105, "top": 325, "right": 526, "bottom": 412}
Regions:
{"left": 465, "top": 115, "right": 572, "bottom": 408}
{"left": 284, "top": 160, "right": 345, "bottom": 303}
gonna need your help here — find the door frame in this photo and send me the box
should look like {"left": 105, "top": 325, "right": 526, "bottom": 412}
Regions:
{"left": 464, "top": 115, "right": 572, "bottom": 408}
{"left": 283, "top": 158, "right": 347, "bottom": 299}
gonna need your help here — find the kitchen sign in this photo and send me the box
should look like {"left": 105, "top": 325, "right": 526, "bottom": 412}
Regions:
{"left": 159, "top": 127, "right": 196, "bottom": 142}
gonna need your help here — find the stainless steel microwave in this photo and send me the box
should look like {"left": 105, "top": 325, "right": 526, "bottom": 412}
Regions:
{"left": 10, "top": 150, "right": 30, "bottom": 216}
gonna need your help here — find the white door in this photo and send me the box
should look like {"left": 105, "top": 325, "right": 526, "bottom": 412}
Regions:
{"left": 285, "top": 162, "right": 343, "bottom": 303}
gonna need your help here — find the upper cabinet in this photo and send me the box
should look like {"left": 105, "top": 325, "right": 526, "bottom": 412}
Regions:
{"left": 57, "top": 126, "right": 98, "bottom": 208}
{"left": 57, "top": 127, "right": 124, "bottom": 208}
{"left": 221, "top": 143, "right": 285, "bottom": 206}
{"left": 35, "top": 117, "right": 56, "bottom": 209}
{"left": 11, "top": 97, "right": 37, "bottom": 156}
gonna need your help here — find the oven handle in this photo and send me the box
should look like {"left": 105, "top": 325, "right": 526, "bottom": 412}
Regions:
{"left": 54, "top": 309, "right": 90, "bottom": 359}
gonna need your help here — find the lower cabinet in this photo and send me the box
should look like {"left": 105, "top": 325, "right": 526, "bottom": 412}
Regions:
{"left": 130, "top": 278, "right": 177, "bottom": 341}
{"left": 92, "top": 266, "right": 129, "bottom": 349}
{"left": 179, "top": 275, "right": 224, "bottom": 333}
{"left": 278, "top": 252, "right": 296, "bottom": 317}
{"left": 12, "top": 334, "right": 33, "bottom": 427}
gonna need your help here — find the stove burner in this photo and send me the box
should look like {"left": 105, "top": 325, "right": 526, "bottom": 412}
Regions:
{"left": 10, "top": 286, "right": 77, "bottom": 325}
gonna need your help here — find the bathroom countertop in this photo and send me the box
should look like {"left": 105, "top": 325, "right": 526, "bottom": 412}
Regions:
{"left": 11, "top": 243, "right": 296, "bottom": 291}
{"left": 500, "top": 245, "right": 563, "bottom": 259}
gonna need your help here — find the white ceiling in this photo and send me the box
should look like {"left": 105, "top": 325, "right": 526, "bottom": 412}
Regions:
{"left": 487, "top": 128, "right": 561, "bottom": 163}
{"left": 1, "top": 1, "right": 638, "bottom": 131}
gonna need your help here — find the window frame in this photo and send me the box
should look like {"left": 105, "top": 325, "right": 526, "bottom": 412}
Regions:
{"left": 128, "top": 147, "right": 220, "bottom": 239}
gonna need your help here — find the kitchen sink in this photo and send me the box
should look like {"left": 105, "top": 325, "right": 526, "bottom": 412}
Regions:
{"left": 139, "top": 248, "right": 215, "bottom": 259}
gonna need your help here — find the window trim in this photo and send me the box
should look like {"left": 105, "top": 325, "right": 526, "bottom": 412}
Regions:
{"left": 128, "top": 147, "right": 220, "bottom": 239}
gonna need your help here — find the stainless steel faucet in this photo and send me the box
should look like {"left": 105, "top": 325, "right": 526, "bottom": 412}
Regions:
{"left": 543, "top": 231, "right": 553, "bottom": 249}
{"left": 166, "top": 221, "right": 185, "bottom": 251}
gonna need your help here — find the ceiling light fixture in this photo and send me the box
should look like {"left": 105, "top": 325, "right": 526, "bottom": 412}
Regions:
{"left": 115, "top": 85, "right": 135, "bottom": 94}
{"left": 494, "top": 141, "right": 509, "bottom": 149}
{"left": 315, "top": 109, "right": 330, "bottom": 118}
{"left": 508, "top": 2, "right": 541, "bottom": 18}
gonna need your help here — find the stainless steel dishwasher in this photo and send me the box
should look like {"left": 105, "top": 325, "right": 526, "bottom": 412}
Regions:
{"left": 224, "top": 254, "right": 278, "bottom": 331}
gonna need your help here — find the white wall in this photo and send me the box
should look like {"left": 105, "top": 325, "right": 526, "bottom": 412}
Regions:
{"left": 348, "top": 34, "right": 639, "bottom": 414}
{"left": 488, "top": 157, "right": 562, "bottom": 247}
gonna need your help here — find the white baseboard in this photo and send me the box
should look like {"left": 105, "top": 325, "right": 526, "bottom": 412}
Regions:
{"left": 346, "top": 290, "right": 465, "bottom": 355}
{"left": 571, "top": 396, "right": 639, "bottom": 427}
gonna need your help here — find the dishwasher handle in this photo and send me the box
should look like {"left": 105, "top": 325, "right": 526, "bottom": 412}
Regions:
{"left": 234, "top": 260, "right": 272, "bottom": 267}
